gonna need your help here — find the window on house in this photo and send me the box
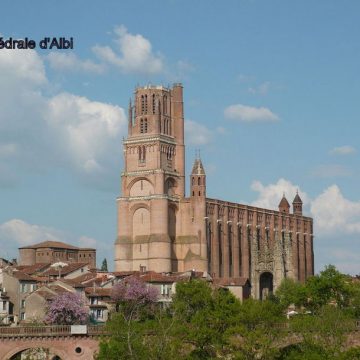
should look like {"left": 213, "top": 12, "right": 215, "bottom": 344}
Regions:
{"left": 21, "top": 300, "right": 25, "bottom": 309}
{"left": 2, "top": 301, "right": 6, "bottom": 311}
{"left": 20, "top": 312, "right": 26, "bottom": 321}
{"left": 91, "top": 297, "right": 98, "bottom": 305}
{"left": 20, "top": 284, "right": 27, "bottom": 293}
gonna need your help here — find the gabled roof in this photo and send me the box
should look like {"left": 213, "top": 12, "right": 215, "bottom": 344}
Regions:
{"left": 41, "top": 262, "right": 89, "bottom": 277}
{"left": 16, "top": 263, "right": 51, "bottom": 275}
{"left": 12, "top": 271, "right": 37, "bottom": 282}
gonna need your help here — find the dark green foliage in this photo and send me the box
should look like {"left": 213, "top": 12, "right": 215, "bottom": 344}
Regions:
{"left": 275, "top": 278, "right": 307, "bottom": 309}
{"left": 305, "top": 265, "right": 353, "bottom": 312}
{"left": 101, "top": 258, "right": 108, "bottom": 271}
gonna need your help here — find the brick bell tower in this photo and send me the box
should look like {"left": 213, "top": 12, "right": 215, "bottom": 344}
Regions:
{"left": 115, "top": 84, "right": 185, "bottom": 272}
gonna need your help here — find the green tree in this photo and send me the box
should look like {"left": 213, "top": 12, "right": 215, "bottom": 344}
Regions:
{"left": 288, "top": 305, "right": 355, "bottom": 359}
{"left": 230, "top": 298, "right": 285, "bottom": 360}
{"left": 305, "top": 265, "right": 353, "bottom": 312}
{"left": 275, "top": 278, "right": 307, "bottom": 310}
{"left": 101, "top": 258, "right": 108, "bottom": 271}
{"left": 172, "top": 279, "right": 242, "bottom": 359}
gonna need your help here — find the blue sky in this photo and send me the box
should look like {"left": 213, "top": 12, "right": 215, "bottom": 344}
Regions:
{"left": 0, "top": 0, "right": 359, "bottom": 274}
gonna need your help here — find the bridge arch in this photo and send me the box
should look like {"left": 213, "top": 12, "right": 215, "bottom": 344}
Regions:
{"left": 5, "top": 344, "right": 65, "bottom": 360}
{"left": 1, "top": 337, "right": 99, "bottom": 360}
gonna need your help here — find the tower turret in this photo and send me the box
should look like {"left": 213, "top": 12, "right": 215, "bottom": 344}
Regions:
{"left": 278, "top": 193, "right": 290, "bottom": 214}
{"left": 190, "top": 155, "right": 206, "bottom": 198}
{"left": 292, "top": 191, "right": 303, "bottom": 215}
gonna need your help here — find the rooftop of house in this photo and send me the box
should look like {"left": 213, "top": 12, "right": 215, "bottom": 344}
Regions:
{"left": 18, "top": 240, "right": 95, "bottom": 251}
{"left": 41, "top": 262, "right": 89, "bottom": 277}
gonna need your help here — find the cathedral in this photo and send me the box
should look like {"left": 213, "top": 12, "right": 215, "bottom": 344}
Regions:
{"left": 114, "top": 84, "right": 314, "bottom": 299}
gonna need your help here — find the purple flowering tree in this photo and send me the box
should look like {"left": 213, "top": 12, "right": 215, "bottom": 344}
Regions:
{"left": 111, "top": 276, "right": 158, "bottom": 306}
{"left": 46, "top": 292, "right": 88, "bottom": 325}
{"left": 110, "top": 276, "right": 158, "bottom": 357}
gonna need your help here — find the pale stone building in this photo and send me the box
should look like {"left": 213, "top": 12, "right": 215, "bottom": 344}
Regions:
{"left": 115, "top": 84, "right": 314, "bottom": 299}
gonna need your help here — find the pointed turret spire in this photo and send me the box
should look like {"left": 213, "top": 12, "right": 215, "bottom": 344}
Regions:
{"left": 278, "top": 193, "right": 290, "bottom": 214}
{"left": 191, "top": 155, "right": 205, "bottom": 176}
{"left": 292, "top": 190, "right": 303, "bottom": 215}
{"left": 190, "top": 155, "right": 206, "bottom": 197}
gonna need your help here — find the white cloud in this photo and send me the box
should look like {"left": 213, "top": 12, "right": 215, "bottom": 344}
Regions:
{"left": 45, "top": 92, "right": 126, "bottom": 175}
{"left": 311, "top": 164, "right": 351, "bottom": 178}
{"left": 0, "top": 48, "right": 46, "bottom": 85}
{"left": 251, "top": 178, "right": 309, "bottom": 209}
{"left": 78, "top": 236, "right": 97, "bottom": 249}
{"left": 0, "top": 47, "right": 127, "bottom": 188}
{"left": 330, "top": 145, "right": 356, "bottom": 155}
{"left": 311, "top": 185, "right": 360, "bottom": 234}
{"left": 248, "top": 81, "right": 271, "bottom": 95}
{"left": 0, "top": 219, "right": 62, "bottom": 247}
{"left": 92, "top": 25, "right": 164, "bottom": 74}
{"left": 185, "top": 120, "right": 213, "bottom": 145}
{"left": 46, "top": 52, "right": 105, "bottom": 74}
{"left": 224, "top": 104, "right": 279, "bottom": 122}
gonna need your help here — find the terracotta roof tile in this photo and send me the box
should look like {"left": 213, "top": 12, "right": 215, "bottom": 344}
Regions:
{"left": 85, "top": 287, "right": 112, "bottom": 297}
{"left": 12, "top": 271, "right": 37, "bottom": 282}
{"left": 41, "top": 263, "right": 89, "bottom": 276}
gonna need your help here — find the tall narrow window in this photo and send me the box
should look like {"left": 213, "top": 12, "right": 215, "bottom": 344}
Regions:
{"left": 163, "top": 95, "right": 167, "bottom": 114}
{"left": 142, "top": 146, "right": 146, "bottom": 161}
{"left": 238, "top": 225, "right": 242, "bottom": 276}
{"left": 247, "top": 227, "right": 251, "bottom": 275}
{"left": 218, "top": 223, "right": 222, "bottom": 277}
{"left": 141, "top": 95, "right": 145, "bottom": 114}
{"left": 198, "top": 177, "right": 201, "bottom": 185}
{"left": 169, "top": 119, "right": 171, "bottom": 135}
{"left": 304, "top": 234, "right": 307, "bottom": 280}
{"left": 207, "top": 221, "right": 212, "bottom": 273}
{"left": 192, "top": 177, "right": 194, "bottom": 185}
{"left": 152, "top": 94, "right": 156, "bottom": 114}
{"left": 140, "top": 119, "right": 144, "bottom": 133}
{"left": 297, "top": 234, "right": 300, "bottom": 281}
{"left": 144, "top": 119, "right": 148, "bottom": 133}
{"left": 144, "top": 95, "right": 148, "bottom": 113}
{"left": 228, "top": 224, "right": 233, "bottom": 277}
{"left": 138, "top": 146, "right": 142, "bottom": 161}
